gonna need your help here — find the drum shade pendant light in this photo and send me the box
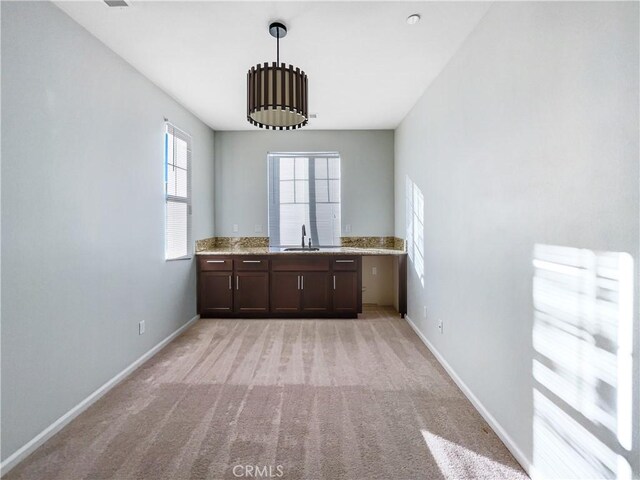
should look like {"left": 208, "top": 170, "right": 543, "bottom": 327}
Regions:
{"left": 247, "top": 22, "right": 308, "bottom": 130}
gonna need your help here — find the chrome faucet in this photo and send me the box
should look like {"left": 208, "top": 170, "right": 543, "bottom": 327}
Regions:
{"left": 301, "top": 224, "right": 306, "bottom": 248}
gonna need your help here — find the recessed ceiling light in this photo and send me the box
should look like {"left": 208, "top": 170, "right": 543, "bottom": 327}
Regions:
{"left": 406, "top": 14, "right": 421, "bottom": 25}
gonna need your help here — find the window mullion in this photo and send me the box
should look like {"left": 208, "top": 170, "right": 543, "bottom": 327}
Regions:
{"left": 307, "top": 157, "right": 319, "bottom": 245}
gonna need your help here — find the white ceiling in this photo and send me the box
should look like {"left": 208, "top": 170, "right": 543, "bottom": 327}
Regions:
{"left": 53, "top": 1, "right": 491, "bottom": 131}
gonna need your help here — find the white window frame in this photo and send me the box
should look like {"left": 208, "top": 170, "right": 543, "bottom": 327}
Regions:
{"left": 164, "top": 122, "right": 192, "bottom": 260}
{"left": 268, "top": 152, "right": 341, "bottom": 247}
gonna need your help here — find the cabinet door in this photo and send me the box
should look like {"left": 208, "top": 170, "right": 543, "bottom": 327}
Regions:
{"left": 199, "top": 271, "right": 233, "bottom": 314}
{"left": 300, "top": 272, "right": 331, "bottom": 313}
{"left": 234, "top": 271, "right": 269, "bottom": 313}
{"left": 332, "top": 271, "right": 359, "bottom": 313}
{"left": 271, "top": 272, "right": 301, "bottom": 313}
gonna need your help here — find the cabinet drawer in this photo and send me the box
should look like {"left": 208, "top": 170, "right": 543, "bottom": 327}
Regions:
{"left": 271, "top": 256, "right": 330, "bottom": 271}
{"left": 332, "top": 257, "right": 359, "bottom": 271}
{"left": 234, "top": 257, "right": 269, "bottom": 271}
{"left": 198, "top": 257, "right": 233, "bottom": 271}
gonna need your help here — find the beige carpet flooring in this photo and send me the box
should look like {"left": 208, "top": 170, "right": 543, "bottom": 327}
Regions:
{"left": 6, "top": 306, "right": 528, "bottom": 480}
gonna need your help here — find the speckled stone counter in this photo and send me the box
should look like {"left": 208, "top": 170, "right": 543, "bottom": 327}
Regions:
{"left": 195, "top": 247, "right": 406, "bottom": 256}
{"left": 195, "top": 236, "right": 269, "bottom": 251}
{"left": 340, "top": 236, "right": 405, "bottom": 251}
{"left": 195, "top": 236, "right": 406, "bottom": 256}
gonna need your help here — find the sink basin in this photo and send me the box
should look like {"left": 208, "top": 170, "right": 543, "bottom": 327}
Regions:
{"left": 283, "top": 247, "right": 320, "bottom": 252}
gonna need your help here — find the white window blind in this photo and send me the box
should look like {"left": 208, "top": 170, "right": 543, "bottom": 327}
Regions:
{"left": 268, "top": 152, "right": 341, "bottom": 247}
{"left": 165, "top": 123, "right": 192, "bottom": 260}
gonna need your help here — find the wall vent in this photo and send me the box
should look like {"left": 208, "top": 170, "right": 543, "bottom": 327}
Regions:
{"left": 104, "top": 0, "right": 128, "bottom": 6}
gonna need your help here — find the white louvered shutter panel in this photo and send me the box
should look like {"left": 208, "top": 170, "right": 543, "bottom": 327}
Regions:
{"left": 165, "top": 123, "right": 192, "bottom": 260}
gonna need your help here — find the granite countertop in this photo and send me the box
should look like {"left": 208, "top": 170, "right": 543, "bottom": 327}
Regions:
{"left": 196, "top": 246, "right": 406, "bottom": 256}
{"left": 194, "top": 236, "right": 407, "bottom": 256}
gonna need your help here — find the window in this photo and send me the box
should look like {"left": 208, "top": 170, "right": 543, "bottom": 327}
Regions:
{"left": 268, "top": 152, "right": 341, "bottom": 247}
{"left": 164, "top": 123, "right": 192, "bottom": 260}
{"left": 405, "top": 175, "right": 424, "bottom": 286}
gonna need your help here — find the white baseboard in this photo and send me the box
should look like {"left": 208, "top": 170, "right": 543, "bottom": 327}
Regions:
{"left": 0, "top": 314, "right": 199, "bottom": 476}
{"left": 404, "top": 315, "right": 535, "bottom": 479}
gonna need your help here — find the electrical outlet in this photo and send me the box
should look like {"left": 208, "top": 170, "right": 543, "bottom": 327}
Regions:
{"left": 232, "top": 224, "right": 239, "bottom": 233}
{"left": 254, "top": 224, "right": 263, "bottom": 233}
{"left": 139, "top": 320, "right": 145, "bottom": 335}
{"left": 437, "top": 319, "right": 443, "bottom": 334}
{"left": 423, "top": 306, "right": 427, "bottom": 318}
{"left": 345, "top": 224, "right": 352, "bottom": 233}
{"left": 372, "top": 266, "right": 377, "bottom": 276}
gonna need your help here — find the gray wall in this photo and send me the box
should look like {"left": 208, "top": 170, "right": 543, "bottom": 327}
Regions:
{"left": 214, "top": 130, "right": 394, "bottom": 237}
{"left": 395, "top": 2, "right": 639, "bottom": 478}
{"left": 1, "top": 2, "right": 215, "bottom": 461}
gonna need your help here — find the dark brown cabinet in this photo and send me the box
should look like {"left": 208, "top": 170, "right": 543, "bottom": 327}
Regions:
{"left": 271, "top": 272, "right": 301, "bottom": 313}
{"left": 271, "top": 272, "right": 332, "bottom": 314}
{"left": 270, "top": 256, "right": 335, "bottom": 316}
{"left": 233, "top": 257, "right": 269, "bottom": 313}
{"left": 198, "top": 256, "right": 234, "bottom": 316}
{"left": 199, "top": 271, "right": 233, "bottom": 315}
{"left": 300, "top": 272, "right": 331, "bottom": 313}
{"left": 198, "top": 254, "right": 364, "bottom": 318}
{"left": 332, "top": 271, "right": 358, "bottom": 313}
{"left": 330, "top": 257, "right": 359, "bottom": 314}
{"left": 197, "top": 256, "right": 269, "bottom": 316}
{"left": 234, "top": 271, "right": 269, "bottom": 313}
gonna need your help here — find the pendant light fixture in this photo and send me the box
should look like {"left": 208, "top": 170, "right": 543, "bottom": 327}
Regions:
{"left": 247, "top": 22, "right": 308, "bottom": 130}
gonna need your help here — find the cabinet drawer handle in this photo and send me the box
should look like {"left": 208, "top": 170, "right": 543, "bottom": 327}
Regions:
{"left": 206, "top": 260, "right": 225, "bottom": 263}
{"left": 297, "top": 275, "right": 300, "bottom": 290}
{"left": 335, "top": 259, "right": 355, "bottom": 263}
{"left": 236, "top": 276, "right": 239, "bottom": 290}
{"left": 242, "top": 260, "right": 261, "bottom": 263}
{"left": 228, "top": 275, "right": 232, "bottom": 290}
{"left": 301, "top": 275, "right": 304, "bottom": 290}
{"left": 333, "top": 275, "right": 336, "bottom": 290}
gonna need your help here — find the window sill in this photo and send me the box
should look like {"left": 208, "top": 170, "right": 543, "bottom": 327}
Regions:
{"left": 166, "top": 255, "right": 193, "bottom": 262}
